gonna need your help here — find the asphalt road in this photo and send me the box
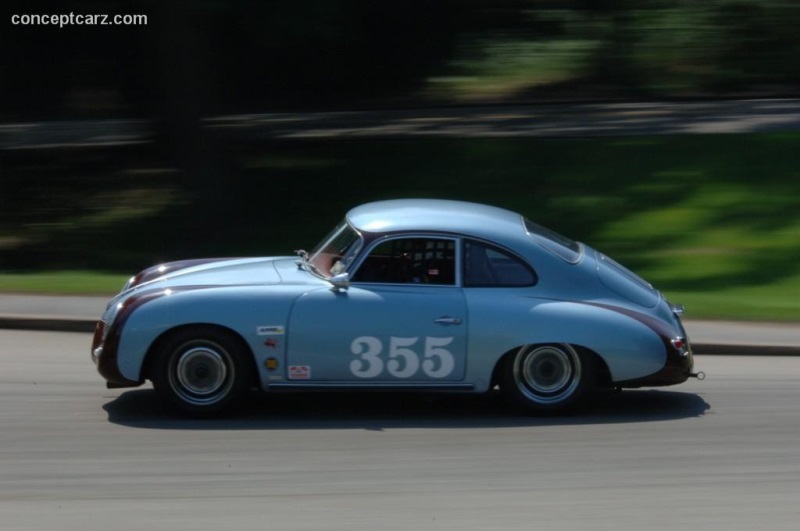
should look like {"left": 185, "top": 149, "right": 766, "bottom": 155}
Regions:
{"left": 2, "top": 330, "right": 799, "bottom": 531}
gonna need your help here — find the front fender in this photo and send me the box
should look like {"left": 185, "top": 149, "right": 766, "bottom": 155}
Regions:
{"left": 112, "top": 286, "right": 312, "bottom": 384}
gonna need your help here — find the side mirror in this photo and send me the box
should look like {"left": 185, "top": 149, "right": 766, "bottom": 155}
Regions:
{"left": 329, "top": 272, "right": 350, "bottom": 291}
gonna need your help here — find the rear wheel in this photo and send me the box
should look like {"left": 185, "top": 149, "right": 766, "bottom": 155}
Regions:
{"left": 500, "top": 343, "right": 594, "bottom": 414}
{"left": 151, "top": 328, "right": 250, "bottom": 417}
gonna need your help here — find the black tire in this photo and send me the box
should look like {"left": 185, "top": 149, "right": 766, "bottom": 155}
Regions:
{"left": 151, "top": 327, "right": 250, "bottom": 417}
{"left": 500, "top": 343, "right": 594, "bottom": 415}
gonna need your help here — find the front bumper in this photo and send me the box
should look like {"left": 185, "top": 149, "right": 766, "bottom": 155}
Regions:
{"left": 91, "top": 320, "right": 142, "bottom": 389}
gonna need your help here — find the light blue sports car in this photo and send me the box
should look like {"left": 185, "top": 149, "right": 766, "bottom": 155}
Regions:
{"left": 92, "top": 199, "right": 700, "bottom": 416}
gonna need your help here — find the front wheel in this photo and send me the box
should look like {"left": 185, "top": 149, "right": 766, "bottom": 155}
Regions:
{"left": 500, "top": 343, "right": 594, "bottom": 414}
{"left": 151, "top": 328, "right": 250, "bottom": 417}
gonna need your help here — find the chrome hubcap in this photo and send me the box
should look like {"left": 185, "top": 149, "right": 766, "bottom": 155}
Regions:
{"left": 170, "top": 343, "right": 232, "bottom": 405}
{"left": 514, "top": 345, "right": 580, "bottom": 404}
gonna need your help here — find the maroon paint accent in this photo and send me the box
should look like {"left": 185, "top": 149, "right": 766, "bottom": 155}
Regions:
{"left": 95, "top": 285, "right": 224, "bottom": 387}
{"left": 579, "top": 301, "right": 693, "bottom": 387}
{"left": 617, "top": 360, "right": 691, "bottom": 387}
{"left": 95, "top": 291, "right": 165, "bottom": 386}
{"left": 129, "top": 258, "right": 233, "bottom": 289}
{"left": 91, "top": 321, "right": 105, "bottom": 353}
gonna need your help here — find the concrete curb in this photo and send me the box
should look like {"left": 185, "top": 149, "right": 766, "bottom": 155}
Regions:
{"left": 0, "top": 316, "right": 97, "bottom": 334}
{"left": 1, "top": 315, "right": 799, "bottom": 356}
{"left": 691, "top": 343, "right": 800, "bottom": 357}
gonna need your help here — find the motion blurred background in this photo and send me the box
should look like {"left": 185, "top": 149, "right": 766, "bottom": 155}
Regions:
{"left": 1, "top": 0, "right": 799, "bottom": 320}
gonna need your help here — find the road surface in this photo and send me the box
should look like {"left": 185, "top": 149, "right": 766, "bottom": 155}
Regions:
{"left": 1, "top": 330, "right": 799, "bottom": 530}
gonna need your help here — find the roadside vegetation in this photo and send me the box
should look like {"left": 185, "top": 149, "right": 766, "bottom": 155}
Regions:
{"left": 4, "top": 2, "right": 800, "bottom": 321}
{"left": 2, "top": 133, "right": 798, "bottom": 321}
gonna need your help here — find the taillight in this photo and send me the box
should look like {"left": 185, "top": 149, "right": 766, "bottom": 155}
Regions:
{"left": 671, "top": 337, "right": 688, "bottom": 357}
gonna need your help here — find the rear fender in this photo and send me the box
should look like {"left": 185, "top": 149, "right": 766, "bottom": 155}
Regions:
{"left": 466, "top": 295, "right": 672, "bottom": 383}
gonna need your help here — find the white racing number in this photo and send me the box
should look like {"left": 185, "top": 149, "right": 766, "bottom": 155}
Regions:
{"left": 349, "top": 336, "right": 383, "bottom": 378}
{"left": 387, "top": 337, "right": 420, "bottom": 378}
{"left": 422, "top": 336, "right": 455, "bottom": 378}
{"left": 350, "top": 336, "right": 455, "bottom": 379}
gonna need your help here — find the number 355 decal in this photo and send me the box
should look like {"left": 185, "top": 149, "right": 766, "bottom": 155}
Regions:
{"left": 350, "top": 336, "right": 455, "bottom": 379}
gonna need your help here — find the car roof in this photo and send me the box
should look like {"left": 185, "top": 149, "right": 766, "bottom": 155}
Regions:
{"left": 346, "top": 199, "right": 526, "bottom": 242}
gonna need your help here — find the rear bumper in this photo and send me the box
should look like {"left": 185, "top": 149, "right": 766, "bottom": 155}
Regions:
{"left": 580, "top": 301, "right": 696, "bottom": 388}
{"left": 617, "top": 342, "right": 694, "bottom": 388}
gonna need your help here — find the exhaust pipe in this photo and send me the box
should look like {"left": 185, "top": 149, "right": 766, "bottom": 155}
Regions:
{"left": 688, "top": 371, "right": 706, "bottom": 380}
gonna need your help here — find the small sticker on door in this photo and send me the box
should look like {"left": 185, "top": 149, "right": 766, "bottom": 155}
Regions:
{"left": 288, "top": 365, "right": 311, "bottom": 380}
{"left": 265, "top": 356, "right": 279, "bottom": 371}
{"left": 257, "top": 325, "right": 285, "bottom": 336}
{"left": 264, "top": 338, "right": 279, "bottom": 349}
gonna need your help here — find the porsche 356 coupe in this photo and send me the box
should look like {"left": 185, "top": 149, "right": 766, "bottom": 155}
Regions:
{"left": 92, "top": 199, "right": 700, "bottom": 416}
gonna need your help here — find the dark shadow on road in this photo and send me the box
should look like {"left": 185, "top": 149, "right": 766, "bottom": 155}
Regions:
{"left": 104, "top": 388, "right": 710, "bottom": 430}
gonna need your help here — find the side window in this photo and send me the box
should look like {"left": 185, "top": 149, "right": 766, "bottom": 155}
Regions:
{"left": 464, "top": 240, "right": 536, "bottom": 287}
{"left": 352, "top": 238, "right": 456, "bottom": 285}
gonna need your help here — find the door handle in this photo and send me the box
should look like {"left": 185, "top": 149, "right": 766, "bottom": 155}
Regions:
{"left": 434, "top": 316, "right": 462, "bottom": 326}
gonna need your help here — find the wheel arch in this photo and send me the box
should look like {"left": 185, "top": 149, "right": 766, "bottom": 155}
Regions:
{"left": 142, "top": 323, "right": 259, "bottom": 387}
{"left": 490, "top": 343, "right": 612, "bottom": 389}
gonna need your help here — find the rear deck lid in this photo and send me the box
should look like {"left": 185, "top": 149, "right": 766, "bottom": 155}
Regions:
{"left": 596, "top": 251, "right": 660, "bottom": 308}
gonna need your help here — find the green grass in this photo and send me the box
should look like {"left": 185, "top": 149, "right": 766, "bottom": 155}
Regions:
{"left": 0, "top": 271, "right": 128, "bottom": 295}
{"left": 2, "top": 133, "right": 799, "bottom": 321}
{"left": 664, "top": 273, "right": 800, "bottom": 322}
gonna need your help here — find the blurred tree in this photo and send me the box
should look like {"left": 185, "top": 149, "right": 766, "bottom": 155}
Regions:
{"left": 711, "top": 1, "right": 800, "bottom": 92}
{"left": 202, "top": 0, "right": 463, "bottom": 111}
{"left": 5, "top": 0, "right": 800, "bottom": 119}
{"left": 579, "top": 0, "right": 644, "bottom": 92}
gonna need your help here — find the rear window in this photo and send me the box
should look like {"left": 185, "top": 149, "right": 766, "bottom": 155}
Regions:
{"left": 464, "top": 240, "right": 536, "bottom": 287}
{"left": 523, "top": 218, "right": 582, "bottom": 263}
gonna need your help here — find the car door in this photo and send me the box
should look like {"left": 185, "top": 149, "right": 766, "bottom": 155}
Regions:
{"left": 285, "top": 236, "right": 468, "bottom": 383}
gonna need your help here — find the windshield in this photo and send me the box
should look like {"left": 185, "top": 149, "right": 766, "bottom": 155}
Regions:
{"left": 308, "top": 220, "right": 362, "bottom": 278}
{"left": 523, "top": 217, "right": 582, "bottom": 263}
